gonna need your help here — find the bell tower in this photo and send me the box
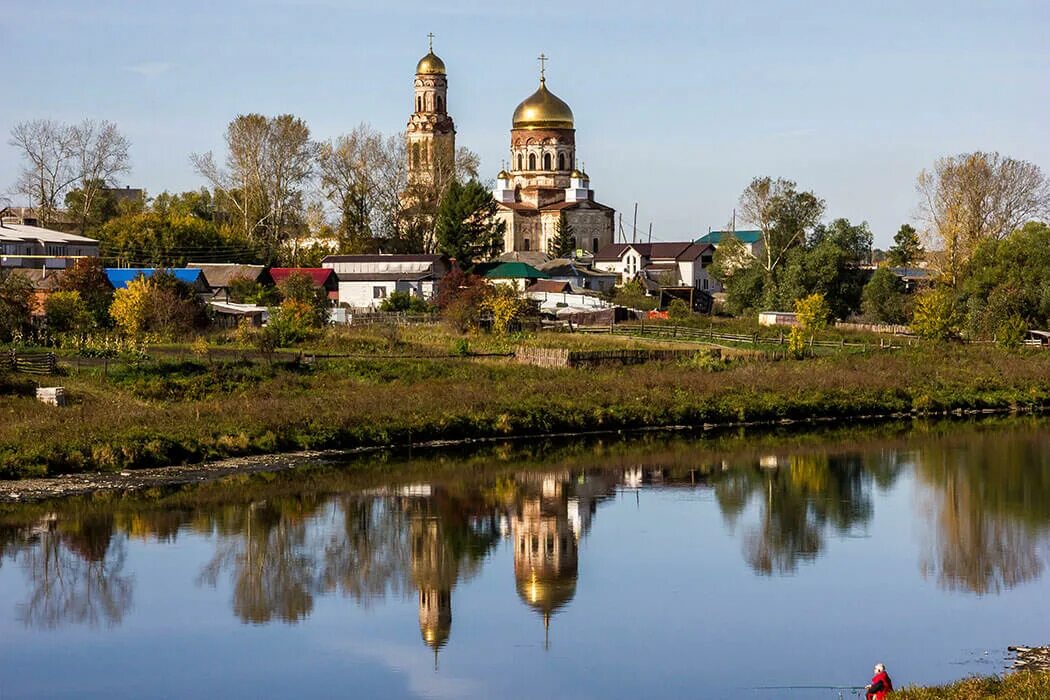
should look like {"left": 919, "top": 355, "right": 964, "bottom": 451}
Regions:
{"left": 407, "top": 34, "right": 456, "bottom": 185}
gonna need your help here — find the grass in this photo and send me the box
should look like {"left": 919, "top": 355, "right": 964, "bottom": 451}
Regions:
{"left": 894, "top": 672, "right": 1050, "bottom": 699}
{"left": 3, "top": 327, "right": 1050, "bottom": 479}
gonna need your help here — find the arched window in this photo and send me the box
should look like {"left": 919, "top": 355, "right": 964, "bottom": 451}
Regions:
{"left": 543, "top": 153, "right": 552, "bottom": 170}
{"left": 558, "top": 153, "right": 566, "bottom": 170}
{"left": 517, "top": 154, "right": 523, "bottom": 170}
{"left": 412, "top": 143, "right": 420, "bottom": 168}
{"left": 523, "top": 238, "right": 531, "bottom": 251}
{"left": 592, "top": 237, "right": 599, "bottom": 253}
{"left": 416, "top": 96, "right": 422, "bottom": 112}
{"left": 528, "top": 153, "right": 536, "bottom": 170}
{"left": 436, "top": 95, "right": 443, "bottom": 112}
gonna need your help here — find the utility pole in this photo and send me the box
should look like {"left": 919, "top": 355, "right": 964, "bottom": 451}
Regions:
{"left": 647, "top": 222, "right": 652, "bottom": 244}
{"left": 632, "top": 203, "right": 638, "bottom": 244}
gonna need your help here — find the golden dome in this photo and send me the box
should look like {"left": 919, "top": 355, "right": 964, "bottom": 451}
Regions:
{"left": 512, "top": 79, "right": 574, "bottom": 130}
{"left": 569, "top": 169, "right": 584, "bottom": 178}
{"left": 497, "top": 169, "right": 511, "bottom": 180}
{"left": 416, "top": 51, "right": 446, "bottom": 75}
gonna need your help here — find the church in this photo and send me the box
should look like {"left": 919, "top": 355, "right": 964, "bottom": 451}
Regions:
{"left": 407, "top": 41, "right": 615, "bottom": 257}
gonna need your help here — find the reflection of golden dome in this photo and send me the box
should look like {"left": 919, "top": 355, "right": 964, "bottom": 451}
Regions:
{"left": 421, "top": 621, "right": 451, "bottom": 650}
{"left": 512, "top": 79, "right": 574, "bottom": 130}
{"left": 416, "top": 51, "right": 446, "bottom": 75}
{"left": 515, "top": 569, "right": 578, "bottom": 616}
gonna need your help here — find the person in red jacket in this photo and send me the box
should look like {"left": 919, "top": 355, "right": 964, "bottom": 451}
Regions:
{"left": 865, "top": 663, "right": 893, "bottom": 699}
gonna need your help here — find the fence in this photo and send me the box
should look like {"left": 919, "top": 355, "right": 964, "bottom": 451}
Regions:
{"left": 515, "top": 345, "right": 713, "bottom": 368}
{"left": 575, "top": 323, "right": 904, "bottom": 351}
{"left": 0, "top": 351, "right": 58, "bottom": 375}
{"left": 348, "top": 312, "right": 439, "bottom": 326}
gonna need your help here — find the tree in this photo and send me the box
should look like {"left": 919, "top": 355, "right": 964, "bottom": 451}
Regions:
{"left": 44, "top": 291, "right": 94, "bottom": 334}
{"left": 916, "top": 152, "right": 1050, "bottom": 286}
{"left": 911, "top": 287, "right": 962, "bottom": 341}
{"left": 861, "top": 268, "right": 909, "bottom": 324}
{"left": 64, "top": 180, "right": 121, "bottom": 235}
{"left": 667, "top": 298, "right": 692, "bottom": 323}
{"left": 547, "top": 212, "right": 575, "bottom": 258}
{"left": 434, "top": 180, "right": 505, "bottom": 268}
{"left": 57, "top": 258, "right": 114, "bottom": 327}
{"left": 957, "top": 221, "right": 1050, "bottom": 339}
{"left": 0, "top": 271, "right": 33, "bottom": 342}
{"left": 379, "top": 291, "right": 430, "bottom": 313}
{"left": 192, "top": 114, "right": 319, "bottom": 262}
{"left": 738, "top": 177, "right": 825, "bottom": 275}
{"left": 276, "top": 272, "right": 328, "bottom": 328}
{"left": 788, "top": 293, "right": 831, "bottom": 358}
{"left": 435, "top": 269, "right": 491, "bottom": 333}
{"left": 8, "top": 119, "right": 130, "bottom": 230}
{"left": 888, "top": 224, "right": 923, "bottom": 268}
{"left": 227, "top": 275, "right": 276, "bottom": 305}
{"left": 110, "top": 273, "right": 207, "bottom": 338}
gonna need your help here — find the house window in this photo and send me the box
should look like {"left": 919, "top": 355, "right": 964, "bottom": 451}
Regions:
{"left": 702, "top": 278, "right": 709, "bottom": 291}
{"left": 528, "top": 153, "right": 536, "bottom": 170}
{"left": 373, "top": 286, "right": 387, "bottom": 299}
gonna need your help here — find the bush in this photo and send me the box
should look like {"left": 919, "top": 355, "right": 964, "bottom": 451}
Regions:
{"left": 912, "top": 287, "right": 962, "bottom": 341}
{"left": 379, "top": 291, "right": 431, "bottom": 313}
{"left": 45, "top": 290, "right": 94, "bottom": 334}
{"left": 276, "top": 272, "right": 328, "bottom": 328}
{"left": 667, "top": 298, "right": 692, "bottom": 323}
{"left": 110, "top": 272, "right": 208, "bottom": 339}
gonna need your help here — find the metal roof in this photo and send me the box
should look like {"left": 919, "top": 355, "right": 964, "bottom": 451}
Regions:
{"left": 104, "top": 268, "right": 206, "bottom": 289}
{"left": 695, "top": 230, "right": 763, "bottom": 245}
{"left": 474, "top": 261, "right": 550, "bottom": 280}
{"left": 0, "top": 222, "right": 98, "bottom": 245}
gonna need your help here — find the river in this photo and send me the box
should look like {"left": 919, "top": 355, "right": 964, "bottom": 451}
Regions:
{"left": 1, "top": 419, "right": 1048, "bottom": 699}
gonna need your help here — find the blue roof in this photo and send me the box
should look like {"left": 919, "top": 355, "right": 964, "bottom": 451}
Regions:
{"left": 104, "top": 268, "right": 206, "bottom": 289}
{"left": 694, "top": 230, "right": 763, "bottom": 245}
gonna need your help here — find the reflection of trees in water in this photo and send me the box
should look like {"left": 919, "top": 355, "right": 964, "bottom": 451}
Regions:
{"left": 716, "top": 452, "right": 896, "bottom": 575}
{"left": 197, "top": 498, "right": 325, "bottom": 624}
{"left": 916, "top": 433, "right": 1050, "bottom": 594}
{"left": 319, "top": 498, "right": 414, "bottom": 604}
{"left": 8, "top": 514, "right": 133, "bottom": 629}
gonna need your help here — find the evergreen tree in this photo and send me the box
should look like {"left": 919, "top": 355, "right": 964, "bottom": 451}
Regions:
{"left": 434, "top": 180, "right": 505, "bottom": 269}
{"left": 547, "top": 212, "right": 575, "bottom": 258}
{"left": 888, "top": 223, "right": 924, "bottom": 268}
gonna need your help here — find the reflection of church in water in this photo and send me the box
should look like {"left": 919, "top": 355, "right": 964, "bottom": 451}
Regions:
{"left": 402, "top": 469, "right": 621, "bottom": 659}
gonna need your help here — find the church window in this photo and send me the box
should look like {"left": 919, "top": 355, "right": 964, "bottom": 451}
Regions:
{"left": 412, "top": 143, "right": 420, "bottom": 168}
{"left": 528, "top": 153, "right": 536, "bottom": 170}
{"left": 517, "top": 154, "right": 523, "bottom": 170}
{"left": 592, "top": 238, "right": 599, "bottom": 253}
{"left": 523, "top": 239, "right": 530, "bottom": 251}
{"left": 436, "top": 95, "right": 443, "bottom": 112}
{"left": 416, "top": 96, "right": 422, "bottom": 111}
{"left": 543, "top": 153, "right": 552, "bottom": 170}
{"left": 531, "top": 536, "right": 539, "bottom": 553}
{"left": 558, "top": 153, "right": 566, "bottom": 170}
{"left": 546, "top": 535, "right": 554, "bottom": 553}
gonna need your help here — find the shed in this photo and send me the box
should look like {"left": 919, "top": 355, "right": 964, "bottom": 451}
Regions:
{"left": 758, "top": 311, "right": 798, "bottom": 327}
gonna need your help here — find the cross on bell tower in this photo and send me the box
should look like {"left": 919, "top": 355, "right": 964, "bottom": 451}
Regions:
{"left": 538, "top": 53, "right": 548, "bottom": 83}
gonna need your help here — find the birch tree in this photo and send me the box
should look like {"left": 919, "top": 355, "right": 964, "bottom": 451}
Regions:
{"left": 917, "top": 151, "right": 1050, "bottom": 286}
{"left": 192, "top": 114, "right": 318, "bottom": 263}
{"left": 738, "top": 177, "right": 824, "bottom": 274}
{"left": 8, "top": 119, "right": 129, "bottom": 230}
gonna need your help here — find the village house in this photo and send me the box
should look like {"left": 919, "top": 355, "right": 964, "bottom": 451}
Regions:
{"left": 537, "top": 257, "right": 618, "bottom": 293}
{"left": 186, "top": 263, "right": 272, "bottom": 301}
{"left": 321, "top": 254, "right": 450, "bottom": 309}
{"left": 474, "top": 261, "right": 549, "bottom": 291}
{"left": 592, "top": 242, "right": 721, "bottom": 293}
{"left": 0, "top": 221, "right": 99, "bottom": 269}
{"left": 104, "top": 268, "right": 212, "bottom": 294}
{"left": 694, "top": 230, "right": 765, "bottom": 260}
{"left": 268, "top": 268, "right": 339, "bottom": 302}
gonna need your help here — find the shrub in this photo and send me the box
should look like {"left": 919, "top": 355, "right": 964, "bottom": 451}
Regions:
{"left": 996, "top": 316, "right": 1027, "bottom": 349}
{"left": 110, "top": 272, "right": 207, "bottom": 339}
{"left": 276, "top": 272, "right": 327, "bottom": 328}
{"left": 667, "top": 298, "right": 692, "bottom": 323}
{"left": 912, "top": 287, "right": 962, "bottom": 341}
{"left": 45, "top": 290, "right": 95, "bottom": 334}
{"left": 379, "top": 291, "right": 431, "bottom": 313}
{"left": 0, "top": 270, "right": 33, "bottom": 342}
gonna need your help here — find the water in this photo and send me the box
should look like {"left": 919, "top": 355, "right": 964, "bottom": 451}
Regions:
{"left": 1, "top": 419, "right": 1049, "bottom": 699}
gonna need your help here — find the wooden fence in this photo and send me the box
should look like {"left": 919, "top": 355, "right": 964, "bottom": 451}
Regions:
{"left": 0, "top": 351, "right": 58, "bottom": 375}
{"left": 515, "top": 345, "right": 715, "bottom": 368}
{"left": 575, "top": 323, "right": 904, "bottom": 351}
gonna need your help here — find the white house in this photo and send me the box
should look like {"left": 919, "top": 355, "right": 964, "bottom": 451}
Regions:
{"left": 321, "top": 254, "right": 451, "bottom": 309}
{"left": 0, "top": 222, "right": 99, "bottom": 269}
{"left": 593, "top": 242, "right": 721, "bottom": 293}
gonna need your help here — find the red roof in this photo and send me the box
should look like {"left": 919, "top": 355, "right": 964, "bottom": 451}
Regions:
{"left": 268, "top": 268, "right": 336, "bottom": 288}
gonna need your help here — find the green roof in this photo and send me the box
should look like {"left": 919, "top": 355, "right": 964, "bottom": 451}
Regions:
{"left": 695, "top": 230, "right": 763, "bottom": 245}
{"left": 475, "top": 261, "right": 550, "bottom": 279}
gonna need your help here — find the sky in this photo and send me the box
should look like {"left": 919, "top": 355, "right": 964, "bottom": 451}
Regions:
{"left": 1, "top": 0, "right": 1048, "bottom": 247}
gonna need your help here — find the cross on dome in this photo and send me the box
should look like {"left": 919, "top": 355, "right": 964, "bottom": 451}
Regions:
{"left": 538, "top": 53, "right": 548, "bottom": 83}
{"left": 428, "top": 32, "right": 434, "bottom": 52}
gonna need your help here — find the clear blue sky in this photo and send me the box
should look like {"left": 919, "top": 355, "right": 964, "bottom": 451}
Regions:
{"left": 2, "top": 0, "right": 1047, "bottom": 246}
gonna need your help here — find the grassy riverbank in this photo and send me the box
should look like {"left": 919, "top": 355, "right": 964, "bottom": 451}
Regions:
{"left": 895, "top": 672, "right": 1050, "bottom": 698}
{"left": 3, "top": 327, "right": 1050, "bottom": 479}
